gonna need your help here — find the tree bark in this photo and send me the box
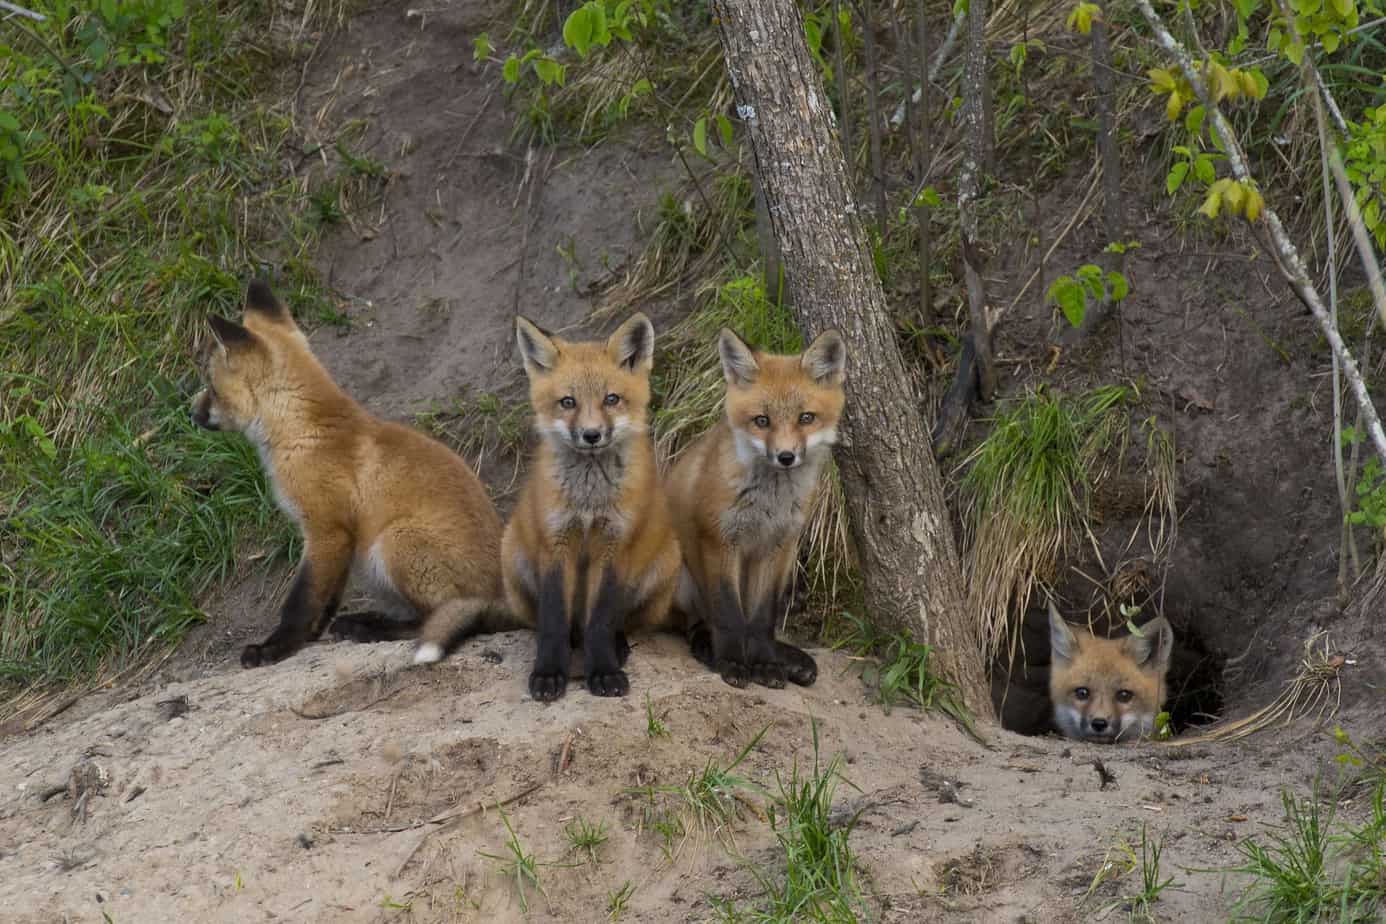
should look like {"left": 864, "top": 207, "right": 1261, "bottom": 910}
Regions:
{"left": 711, "top": 0, "right": 992, "bottom": 719}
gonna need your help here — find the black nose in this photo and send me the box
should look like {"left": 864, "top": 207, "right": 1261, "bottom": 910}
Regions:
{"left": 582, "top": 429, "right": 603, "bottom": 445}
{"left": 1089, "top": 717, "right": 1110, "bottom": 734}
{"left": 776, "top": 451, "right": 796, "bottom": 467}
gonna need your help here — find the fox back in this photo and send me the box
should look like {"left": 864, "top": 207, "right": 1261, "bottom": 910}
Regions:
{"left": 1048, "top": 602, "right": 1173, "bottom": 743}
{"left": 191, "top": 281, "right": 505, "bottom": 668}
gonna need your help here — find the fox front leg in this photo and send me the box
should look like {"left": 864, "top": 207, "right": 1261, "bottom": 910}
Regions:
{"left": 582, "top": 564, "right": 631, "bottom": 697}
{"left": 529, "top": 553, "right": 578, "bottom": 702}
{"left": 242, "top": 530, "right": 352, "bottom": 668}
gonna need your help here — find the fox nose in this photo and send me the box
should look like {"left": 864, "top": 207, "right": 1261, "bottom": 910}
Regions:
{"left": 1089, "top": 717, "right": 1110, "bottom": 734}
{"left": 581, "top": 428, "right": 603, "bottom": 446}
{"left": 776, "top": 451, "right": 797, "bottom": 467}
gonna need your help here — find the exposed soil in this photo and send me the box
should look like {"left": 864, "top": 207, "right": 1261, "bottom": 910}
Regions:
{"left": 4, "top": 2, "right": 1385, "bottom": 921}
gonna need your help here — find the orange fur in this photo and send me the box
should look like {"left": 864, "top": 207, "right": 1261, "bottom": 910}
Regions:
{"left": 502, "top": 313, "right": 681, "bottom": 701}
{"left": 1047, "top": 601, "right": 1173, "bottom": 743}
{"left": 191, "top": 281, "right": 508, "bottom": 668}
{"left": 665, "top": 328, "right": 846, "bottom": 689}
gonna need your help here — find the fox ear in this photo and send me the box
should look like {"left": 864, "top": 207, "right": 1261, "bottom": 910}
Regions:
{"left": 515, "top": 316, "right": 559, "bottom": 375}
{"left": 607, "top": 312, "right": 655, "bottom": 372}
{"left": 208, "top": 314, "right": 254, "bottom": 351}
{"left": 1048, "top": 600, "right": 1078, "bottom": 664}
{"left": 801, "top": 329, "right": 847, "bottom": 385}
{"left": 1124, "top": 617, "right": 1174, "bottom": 674}
{"left": 244, "top": 279, "right": 292, "bottom": 324}
{"left": 718, "top": 328, "right": 759, "bottom": 385}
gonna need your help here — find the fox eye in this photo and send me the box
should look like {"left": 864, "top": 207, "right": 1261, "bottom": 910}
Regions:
{"left": 799, "top": 412, "right": 816, "bottom": 425}
{"left": 1074, "top": 687, "right": 1090, "bottom": 701}
{"left": 559, "top": 396, "right": 577, "bottom": 410}
{"left": 604, "top": 393, "right": 621, "bottom": 406}
{"left": 753, "top": 415, "right": 770, "bottom": 428}
{"left": 1115, "top": 689, "right": 1134, "bottom": 704}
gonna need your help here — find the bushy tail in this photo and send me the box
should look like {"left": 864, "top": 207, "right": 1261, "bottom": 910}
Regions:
{"left": 413, "top": 596, "right": 520, "bottom": 664}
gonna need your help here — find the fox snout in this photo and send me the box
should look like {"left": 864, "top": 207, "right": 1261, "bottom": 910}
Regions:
{"left": 190, "top": 389, "right": 219, "bottom": 431}
{"left": 570, "top": 423, "right": 611, "bottom": 450}
{"left": 773, "top": 449, "right": 800, "bottom": 469}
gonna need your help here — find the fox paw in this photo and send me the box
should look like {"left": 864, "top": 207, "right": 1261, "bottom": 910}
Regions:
{"left": 240, "top": 641, "right": 291, "bottom": 668}
{"left": 587, "top": 670, "right": 630, "bottom": 697}
{"left": 777, "top": 643, "right": 818, "bottom": 687}
{"left": 529, "top": 671, "right": 568, "bottom": 702}
{"left": 688, "top": 626, "right": 714, "bottom": 667}
{"left": 716, "top": 659, "right": 750, "bottom": 688}
{"left": 749, "top": 660, "right": 787, "bottom": 689}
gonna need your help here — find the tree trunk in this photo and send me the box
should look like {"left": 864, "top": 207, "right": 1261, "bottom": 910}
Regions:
{"left": 710, "top": 0, "right": 992, "bottom": 719}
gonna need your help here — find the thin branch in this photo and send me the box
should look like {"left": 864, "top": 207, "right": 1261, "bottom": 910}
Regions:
{"left": 1132, "top": 0, "right": 1386, "bottom": 466}
{"left": 0, "top": 1, "right": 46, "bottom": 20}
{"left": 892, "top": 11, "right": 964, "bottom": 127}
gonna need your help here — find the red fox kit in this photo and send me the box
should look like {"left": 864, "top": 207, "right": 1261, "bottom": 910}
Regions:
{"left": 191, "top": 280, "right": 509, "bottom": 667}
{"left": 502, "top": 313, "right": 682, "bottom": 701}
{"left": 665, "top": 328, "right": 846, "bottom": 689}
{"left": 1048, "top": 601, "right": 1173, "bottom": 742}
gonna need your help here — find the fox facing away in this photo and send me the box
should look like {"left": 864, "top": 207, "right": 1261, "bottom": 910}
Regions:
{"left": 191, "top": 281, "right": 510, "bottom": 668}
{"left": 502, "top": 313, "right": 682, "bottom": 701}
{"left": 665, "top": 328, "right": 846, "bottom": 689}
{"left": 1048, "top": 601, "right": 1173, "bottom": 743}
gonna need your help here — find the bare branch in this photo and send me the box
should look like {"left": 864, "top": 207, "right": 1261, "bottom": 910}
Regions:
{"left": 1132, "top": 0, "right": 1386, "bottom": 467}
{"left": 0, "top": 1, "right": 46, "bottom": 21}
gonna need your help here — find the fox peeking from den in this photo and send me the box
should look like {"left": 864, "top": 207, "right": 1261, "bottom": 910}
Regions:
{"left": 191, "top": 280, "right": 513, "bottom": 668}
{"left": 1047, "top": 600, "right": 1174, "bottom": 743}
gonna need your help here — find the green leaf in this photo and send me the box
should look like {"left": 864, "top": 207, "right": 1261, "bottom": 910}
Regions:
{"left": 0, "top": 112, "right": 18, "bottom": 132}
{"left": 1056, "top": 283, "right": 1087, "bottom": 327}
{"left": 1322, "top": 31, "right": 1341, "bottom": 53}
{"left": 1167, "top": 161, "right": 1190, "bottom": 195}
{"left": 716, "top": 113, "right": 734, "bottom": 150}
{"left": 1199, "top": 188, "right": 1223, "bottom": 219}
{"left": 1286, "top": 39, "right": 1305, "bottom": 65}
{"left": 1184, "top": 104, "right": 1206, "bottom": 135}
{"left": 692, "top": 117, "right": 708, "bottom": 158}
{"left": 1364, "top": 199, "right": 1381, "bottom": 230}
{"left": 532, "top": 57, "right": 564, "bottom": 86}
{"left": 502, "top": 55, "right": 521, "bottom": 84}
{"left": 1106, "top": 271, "right": 1130, "bottom": 302}
{"left": 1330, "top": 0, "right": 1351, "bottom": 17}
{"left": 1194, "top": 156, "right": 1216, "bottom": 184}
{"left": 563, "top": 6, "right": 594, "bottom": 56}
{"left": 1148, "top": 68, "right": 1177, "bottom": 93}
{"left": 473, "top": 33, "right": 493, "bottom": 61}
{"left": 919, "top": 185, "right": 941, "bottom": 207}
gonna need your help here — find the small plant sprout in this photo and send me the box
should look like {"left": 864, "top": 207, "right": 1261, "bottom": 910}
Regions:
{"left": 478, "top": 808, "right": 545, "bottom": 913}
{"left": 645, "top": 693, "right": 670, "bottom": 739}
{"left": 607, "top": 880, "right": 635, "bottom": 920}
{"left": 564, "top": 816, "right": 609, "bottom": 865}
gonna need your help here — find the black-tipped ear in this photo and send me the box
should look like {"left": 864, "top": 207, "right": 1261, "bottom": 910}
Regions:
{"left": 718, "top": 328, "right": 759, "bottom": 386}
{"left": 244, "top": 279, "right": 291, "bottom": 323}
{"left": 607, "top": 313, "right": 655, "bottom": 372}
{"left": 1048, "top": 601, "right": 1078, "bottom": 664}
{"left": 515, "top": 316, "right": 559, "bottom": 375}
{"left": 208, "top": 314, "right": 253, "bottom": 350}
{"left": 801, "top": 329, "right": 847, "bottom": 384}
{"left": 1123, "top": 617, "right": 1174, "bottom": 674}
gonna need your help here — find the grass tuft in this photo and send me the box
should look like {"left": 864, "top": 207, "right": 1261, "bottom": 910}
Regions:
{"left": 1229, "top": 778, "right": 1386, "bottom": 922}
{"left": 715, "top": 720, "right": 870, "bottom": 923}
{"left": 0, "top": 1, "right": 345, "bottom": 705}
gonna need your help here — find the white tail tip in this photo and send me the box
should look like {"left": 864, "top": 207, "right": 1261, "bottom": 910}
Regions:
{"left": 413, "top": 642, "right": 444, "bottom": 665}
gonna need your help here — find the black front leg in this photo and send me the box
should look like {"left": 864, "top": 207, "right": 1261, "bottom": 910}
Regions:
{"left": 760, "top": 585, "right": 817, "bottom": 687}
{"left": 584, "top": 567, "right": 630, "bottom": 697}
{"left": 242, "top": 551, "right": 347, "bottom": 668}
{"left": 529, "top": 565, "right": 571, "bottom": 701}
{"left": 745, "top": 593, "right": 787, "bottom": 689}
{"left": 712, "top": 579, "right": 750, "bottom": 688}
